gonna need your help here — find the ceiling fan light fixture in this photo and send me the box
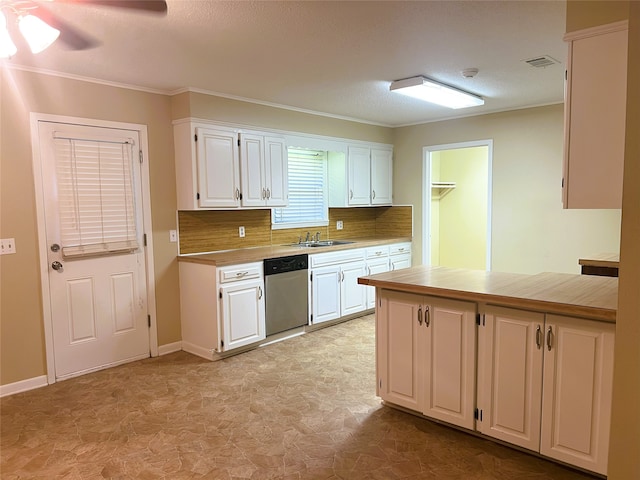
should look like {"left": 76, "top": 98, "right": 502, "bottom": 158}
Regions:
{"left": 0, "top": 11, "right": 17, "bottom": 58}
{"left": 18, "top": 13, "right": 60, "bottom": 54}
{"left": 390, "top": 76, "right": 484, "bottom": 109}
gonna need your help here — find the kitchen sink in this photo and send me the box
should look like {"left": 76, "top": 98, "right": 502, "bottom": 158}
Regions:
{"left": 285, "top": 240, "right": 355, "bottom": 248}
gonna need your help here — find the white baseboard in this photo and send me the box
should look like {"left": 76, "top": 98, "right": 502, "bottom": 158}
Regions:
{"left": 0, "top": 375, "right": 48, "bottom": 398}
{"left": 158, "top": 341, "right": 182, "bottom": 356}
{"left": 182, "top": 341, "right": 216, "bottom": 360}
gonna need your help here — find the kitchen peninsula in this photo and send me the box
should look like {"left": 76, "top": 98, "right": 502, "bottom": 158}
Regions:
{"left": 359, "top": 265, "right": 617, "bottom": 476}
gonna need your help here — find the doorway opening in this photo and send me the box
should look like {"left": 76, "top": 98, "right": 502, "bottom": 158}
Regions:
{"left": 422, "top": 140, "right": 493, "bottom": 270}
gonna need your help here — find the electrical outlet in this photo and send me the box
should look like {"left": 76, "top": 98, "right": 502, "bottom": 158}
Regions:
{"left": 239, "top": 226, "right": 245, "bottom": 238}
{"left": 0, "top": 238, "right": 16, "bottom": 255}
{"left": 336, "top": 220, "right": 343, "bottom": 230}
{"left": 169, "top": 230, "right": 177, "bottom": 243}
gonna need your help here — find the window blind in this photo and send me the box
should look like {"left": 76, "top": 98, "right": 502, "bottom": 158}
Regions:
{"left": 53, "top": 135, "right": 139, "bottom": 258}
{"left": 273, "top": 148, "right": 328, "bottom": 226}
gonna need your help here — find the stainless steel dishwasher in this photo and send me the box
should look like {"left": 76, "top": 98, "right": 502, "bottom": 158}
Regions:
{"left": 263, "top": 254, "right": 309, "bottom": 336}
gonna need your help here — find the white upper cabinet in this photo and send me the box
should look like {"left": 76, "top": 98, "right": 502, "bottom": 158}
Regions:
{"left": 240, "top": 134, "right": 288, "bottom": 207}
{"left": 562, "top": 21, "right": 628, "bottom": 209}
{"left": 347, "top": 146, "right": 372, "bottom": 205}
{"left": 174, "top": 120, "right": 287, "bottom": 209}
{"left": 370, "top": 148, "right": 393, "bottom": 205}
{"left": 329, "top": 145, "right": 393, "bottom": 207}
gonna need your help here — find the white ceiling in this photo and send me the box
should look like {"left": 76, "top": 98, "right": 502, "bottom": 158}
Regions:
{"left": 4, "top": 0, "right": 568, "bottom": 126}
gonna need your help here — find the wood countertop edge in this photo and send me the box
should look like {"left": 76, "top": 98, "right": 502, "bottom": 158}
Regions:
{"left": 177, "top": 237, "right": 412, "bottom": 266}
{"left": 359, "top": 276, "right": 616, "bottom": 323}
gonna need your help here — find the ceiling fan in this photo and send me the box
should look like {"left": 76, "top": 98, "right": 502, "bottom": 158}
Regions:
{"left": 0, "top": 0, "right": 167, "bottom": 57}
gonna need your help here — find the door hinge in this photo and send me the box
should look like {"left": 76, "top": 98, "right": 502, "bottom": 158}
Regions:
{"left": 139, "top": 150, "right": 143, "bottom": 164}
{"left": 194, "top": 133, "right": 198, "bottom": 142}
{"left": 379, "top": 298, "right": 382, "bottom": 307}
{"left": 143, "top": 233, "right": 147, "bottom": 246}
{"left": 196, "top": 193, "right": 200, "bottom": 200}
{"left": 237, "top": 138, "right": 240, "bottom": 147}
{"left": 221, "top": 340, "right": 224, "bottom": 347}
{"left": 474, "top": 408, "right": 483, "bottom": 421}
{"left": 476, "top": 313, "right": 481, "bottom": 326}
{"left": 148, "top": 315, "right": 151, "bottom": 328}
{"left": 310, "top": 272, "right": 313, "bottom": 282}
{"left": 219, "top": 290, "right": 222, "bottom": 299}
{"left": 310, "top": 314, "right": 313, "bottom": 323}
{"left": 379, "top": 379, "right": 382, "bottom": 389}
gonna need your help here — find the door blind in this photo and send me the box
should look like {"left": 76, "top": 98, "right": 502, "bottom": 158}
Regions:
{"left": 53, "top": 135, "right": 139, "bottom": 258}
{"left": 273, "top": 148, "right": 327, "bottom": 226}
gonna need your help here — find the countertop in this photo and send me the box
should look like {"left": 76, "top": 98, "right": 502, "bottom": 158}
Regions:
{"left": 358, "top": 265, "right": 618, "bottom": 323}
{"left": 177, "top": 237, "right": 412, "bottom": 267}
{"left": 578, "top": 253, "right": 620, "bottom": 268}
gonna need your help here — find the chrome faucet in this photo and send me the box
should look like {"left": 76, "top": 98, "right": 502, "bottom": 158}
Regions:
{"left": 305, "top": 231, "right": 311, "bottom": 242}
{"left": 315, "top": 231, "right": 321, "bottom": 242}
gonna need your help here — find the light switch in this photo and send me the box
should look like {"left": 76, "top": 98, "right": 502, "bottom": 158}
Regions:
{"left": 169, "top": 230, "right": 177, "bottom": 243}
{"left": 239, "top": 226, "right": 245, "bottom": 238}
{"left": 1, "top": 238, "right": 16, "bottom": 255}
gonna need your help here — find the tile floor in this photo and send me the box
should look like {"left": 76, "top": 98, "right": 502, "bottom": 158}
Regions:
{"left": 1, "top": 315, "right": 597, "bottom": 479}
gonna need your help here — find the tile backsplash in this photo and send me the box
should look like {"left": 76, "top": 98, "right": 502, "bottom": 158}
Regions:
{"left": 178, "top": 205, "right": 412, "bottom": 254}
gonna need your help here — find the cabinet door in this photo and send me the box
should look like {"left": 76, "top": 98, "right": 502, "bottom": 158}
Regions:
{"left": 370, "top": 148, "right": 393, "bottom": 205}
{"left": 340, "top": 261, "right": 367, "bottom": 317}
{"left": 477, "top": 306, "right": 544, "bottom": 451}
{"left": 264, "top": 136, "right": 288, "bottom": 207}
{"left": 365, "top": 258, "right": 389, "bottom": 309}
{"left": 540, "top": 315, "right": 615, "bottom": 475}
{"left": 196, "top": 127, "right": 240, "bottom": 208}
{"left": 220, "top": 279, "right": 265, "bottom": 351}
{"left": 423, "top": 296, "right": 476, "bottom": 430}
{"left": 563, "top": 23, "right": 628, "bottom": 208}
{"left": 311, "top": 265, "right": 341, "bottom": 324}
{"left": 239, "top": 133, "right": 266, "bottom": 207}
{"left": 347, "top": 146, "right": 371, "bottom": 205}
{"left": 377, "top": 290, "right": 423, "bottom": 411}
{"left": 390, "top": 254, "right": 411, "bottom": 271}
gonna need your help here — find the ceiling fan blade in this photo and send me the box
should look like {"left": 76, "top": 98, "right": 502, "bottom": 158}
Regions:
{"left": 51, "top": 0, "right": 168, "bottom": 15}
{"left": 33, "top": 3, "right": 101, "bottom": 50}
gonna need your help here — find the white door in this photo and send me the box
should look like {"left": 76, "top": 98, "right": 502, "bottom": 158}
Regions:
{"left": 37, "top": 121, "right": 150, "bottom": 379}
{"left": 197, "top": 127, "right": 240, "bottom": 208}
{"left": 340, "top": 261, "right": 367, "bottom": 316}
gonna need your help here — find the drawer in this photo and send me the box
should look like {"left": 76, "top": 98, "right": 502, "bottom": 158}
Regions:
{"left": 218, "top": 262, "right": 263, "bottom": 284}
{"left": 389, "top": 243, "right": 412, "bottom": 256}
{"left": 366, "top": 246, "right": 390, "bottom": 259}
{"left": 310, "top": 248, "right": 365, "bottom": 268}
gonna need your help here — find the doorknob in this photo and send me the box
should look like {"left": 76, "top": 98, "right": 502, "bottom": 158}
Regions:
{"left": 51, "top": 261, "right": 63, "bottom": 271}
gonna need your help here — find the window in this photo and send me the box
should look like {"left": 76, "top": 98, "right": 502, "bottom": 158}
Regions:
{"left": 272, "top": 148, "right": 328, "bottom": 228}
{"left": 53, "top": 134, "right": 140, "bottom": 257}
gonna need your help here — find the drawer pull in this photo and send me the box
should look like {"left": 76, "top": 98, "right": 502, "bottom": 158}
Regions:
{"left": 235, "top": 271, "right": 249, "bottom": 277}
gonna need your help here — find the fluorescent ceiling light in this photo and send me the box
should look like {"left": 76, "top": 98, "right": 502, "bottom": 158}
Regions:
{"left": 0, "top": 11, "right": 17, "bottom": 58}
{"left": 390, "top": 76, "right": 484, "bottom": 109}
{"left": 18, "top": 14, "right": 60, "bottom": 54}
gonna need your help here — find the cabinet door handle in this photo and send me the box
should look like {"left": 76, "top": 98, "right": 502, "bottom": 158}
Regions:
{"left": 418, "top": 307, "right": 423, "bottom": 326}
{"left": 536, "top": 325, "right": 542, "bottom": 349}
{"left": 258, "top": 286, "right": 263, "bottom": 299}
{"left": 235, "top": 188, "right": 240, "bottom": 200}
{"left": 372, "top": 190, "right": 376, "bottom": 199}
{"left": 425, "top": 305, "right": 430, "bottom": 327}
{"left": 267, "top": 188, "right": 271, "bottom": 199}
{"left": 546, "top": 326, "right": 553, "bottom": 351}
{"left": 262, "top": 188, "right": 266, "bottom": 199}
{"left": 341, "top": 271, "right": 344, "bottom": 282}
{"left": 349, "top": 189, "right": 353, "bottom": 199}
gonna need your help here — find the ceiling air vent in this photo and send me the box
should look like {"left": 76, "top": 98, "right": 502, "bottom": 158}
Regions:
{"left": 524, "top": 55, "right": 560, "bottom": 68}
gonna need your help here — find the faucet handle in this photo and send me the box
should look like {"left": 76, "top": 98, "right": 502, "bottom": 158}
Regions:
{"left": 315, "top": 231, "right": 321, "bottom": 242}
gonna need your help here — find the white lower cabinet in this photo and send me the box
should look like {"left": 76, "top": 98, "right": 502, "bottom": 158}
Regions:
{"left": 179, "top": 261, "right": 265, "bottom": 358}
{"left": 389, "top": 242, "right": 412, "bottom": 270}
{"left": 377, "top": 289, "right": 477, "bottom": 429}
{"left": 365, "top": 246, "right": 390, "bottom": 309}
{"left": 477, "top": 306, "right": 615, "bottom": 475}
{"left": 310, "top": 249, "right": 366, "bottom": 325}
{"left": 219, "top": 277, "right": 265, "bottom": 351}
